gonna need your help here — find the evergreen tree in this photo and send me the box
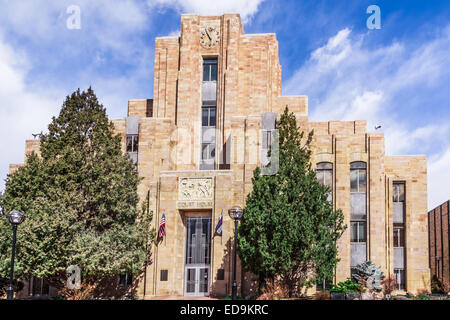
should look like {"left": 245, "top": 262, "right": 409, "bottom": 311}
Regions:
{"left": 238, "top": 107, "right": 346, "bottom": 297}
{"left": 0, "top": 88, "right": 154, "bottom": 295}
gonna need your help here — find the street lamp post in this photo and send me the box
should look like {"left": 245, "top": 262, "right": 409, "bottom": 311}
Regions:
{"left": 228, "top": 206, "right": 244, "bottom": 301}
{"left": 6, "top": 210, "right": 25, "bottom": 300}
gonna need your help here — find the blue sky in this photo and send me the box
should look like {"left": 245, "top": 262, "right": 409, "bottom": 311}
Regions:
{"left": 0, "top": 0, "right": 449, "bottom": 209}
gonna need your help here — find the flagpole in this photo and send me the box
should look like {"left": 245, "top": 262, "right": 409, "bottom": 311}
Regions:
{"left": 211, "top": 206, "right": 215, "bottom": 297}
{"left": 153, "top": 181, "right": 160, "bottom": 296}
{"left": 221, "top": 210, "right": 223, "bottom": 246}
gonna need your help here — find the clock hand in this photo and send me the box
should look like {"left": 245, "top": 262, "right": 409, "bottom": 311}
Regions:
{"left": 205, "top": 28, "right": 212, "bottom": 40}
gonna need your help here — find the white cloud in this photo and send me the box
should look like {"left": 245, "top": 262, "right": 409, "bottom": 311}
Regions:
{"left": 148, "top": 0, "right": 265, "bottom": 23}
{"left": 311, "top": 28, "right": 353, "bottom": 71}
{"left": 168, "top": 30, "right": 181, "bottom": 37}
{"left": 0, "top": 1, "right": 156, "bottom": 193}
{"left": 428, "top": 149, "right": 450, "bottom": 210}
{"left": 285, "top": 26, "right": 450, "bottom": 209}
{"left": 384, "top": 124, "right": 450, "bottom": 156}
{"left": 0, "top": 0, "right": 151, "bottom": 61}
{"left": 0, "top": 32, "right": 62, "bottom": 191}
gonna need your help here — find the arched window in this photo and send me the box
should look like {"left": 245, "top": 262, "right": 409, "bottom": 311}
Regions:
{"left": 316, "top": 162, "right": 333, "bottom": 202}
{"left": 350, "top": 161, "right": 366, "bottom": 169}
{"left": 350, "top": 162, "right": 367, "bottom": 217}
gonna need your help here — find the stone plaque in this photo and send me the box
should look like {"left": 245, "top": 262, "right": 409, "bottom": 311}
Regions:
{"left": 177, "top": 177, "right": 214, "bottom": 209}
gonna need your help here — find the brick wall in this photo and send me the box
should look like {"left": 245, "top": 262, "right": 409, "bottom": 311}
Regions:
{"left": 429, "top": 200, "right": 450, "bottom": 290}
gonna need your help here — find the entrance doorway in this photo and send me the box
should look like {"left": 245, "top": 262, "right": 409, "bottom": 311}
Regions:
{"left": 184, "top": 216, "right": 212, "bottom": 296}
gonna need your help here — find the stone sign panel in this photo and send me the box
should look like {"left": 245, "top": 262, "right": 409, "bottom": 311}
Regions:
{"left": 177, "top": 177, "right": 214, "bottom": 209}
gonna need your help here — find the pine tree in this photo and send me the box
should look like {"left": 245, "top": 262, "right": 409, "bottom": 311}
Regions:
{"left": 237, "top": 107, "right": 346, "bottom": 297}
{"left": 0, "top": 88, "right": 154, "bottom": 296}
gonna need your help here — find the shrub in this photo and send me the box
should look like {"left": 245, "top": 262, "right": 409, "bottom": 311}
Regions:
{"left": 330, "top": 279, "right": 363, "bottom": 293}
{"left": 0, "top": 278, "right": 24, "bottom": 297}
{"left": 257, "top": 278, "right": 290, "bottom": 300}
{"left": 351, "top": 261, "right": 384, "bottom": 292}
{"left": 315, "top": 290, "right": 331, "bottom": 300}
{"left": 59, "top": 282, "right": 97, "bottom": 300}
{"left": 381, "top": 275, "right": 397, "bottom": 295}
{"left": 417, "top": 288, "right": 429, "bottom": 295}
{"left": 431, "top": 275, "right": 446, "bottom": 294}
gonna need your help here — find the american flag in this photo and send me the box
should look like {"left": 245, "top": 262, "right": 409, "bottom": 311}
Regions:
{"left": 158, "top": 212, "right": 166, "bottom": 239}
{"left": 215, "top": 210, "right": 223, "bottom": 236}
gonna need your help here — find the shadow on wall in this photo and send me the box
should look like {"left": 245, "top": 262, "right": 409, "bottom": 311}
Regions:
{"left": 209, "top": 237, "right": 259, "bottom": 299}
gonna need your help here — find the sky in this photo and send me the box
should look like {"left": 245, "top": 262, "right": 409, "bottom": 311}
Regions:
{"left": 0, "top": 0, "right": 449, "bottom": 210}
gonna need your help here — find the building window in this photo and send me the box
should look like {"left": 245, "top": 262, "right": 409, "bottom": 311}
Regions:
{"left": 119, "top": 273, "right": 133, "bottom": 286}
{"left": 393, "top": 183, "right": 405, "bottom": 203}
{"left": 350, "top": 221, "right": 367, "bottom": 242}
{"left": 350, "top": 162, "right": 367, "bottom": 193}
{"left": 126, "top": 134, "right": 139, "bottom": 168}
{"left": 393, "top": 226, "right": 405, "bottom": 247}
{"left": 262, "top": 130, "right": 272, "bottom": 150}
{"left": 126, "top": 134, "right": 139, "bottom": 153}
{"left": 350, "top": 162, "right": 367, "bottom": 219}
{"left": 203, "top": 59, "right": 217, "bottom": 82}
{"left": 186, "top": 217, "right": 212, "bottom": 265}
{"left": 201, "top": 59, "right": 218, "bottom": 170}
{"left": 202, "top": 107, "right": 216, "bottom": 127}
{"left": 350, "top": 161, "right": 367, "bottom": 269}
{"left": 29, "top": 276, "right": 49, "bottom": 297}
{"left": 316, "top": 162, "right": 333, "bottom": 202}
{"left": 394, "top": 269, "right": 405, "bottom": 291}
{"left": 160, "top": 270, "right": 168, "bottom": 282}
{"left": 201, "top": 143, "right": 216, "bottom": 160}
{"left": 393, "top": 182, "right": 406, "bottom": 290}
{"left": 217, "top": 269, "right": 225, "bottom": 281}
{"left": 260, "top": 129, "right": 275, "bottom": 168}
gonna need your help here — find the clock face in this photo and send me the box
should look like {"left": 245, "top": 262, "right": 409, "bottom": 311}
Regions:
{"left": 200, "top": 27, "right": 220, "bottom": 48}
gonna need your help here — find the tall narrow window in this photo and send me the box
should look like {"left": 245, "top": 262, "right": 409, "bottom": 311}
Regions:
{"left": 203, "top": 59, "right": 218, "bottom": 82}
{"left": 350, "top": 221, "right": 367, "bottom": 243}
{"left": 126, "top": 134, "right": 139, "bottom": 167}
{"left": 202, "top": 107, "right": 216, "bottom": 127}
{"left": 393, "top": 182, "right": 406, "bottom": 290}
{"left": 350, "top": 161, "right": 367, "bottom": 274}
{"left": 201, "top": 58, "right": 218, "bottom": 170}
{"left": 261, "top": 113, "right": 277, "bottom": 169}
{"left": 126, "top": 134, "right": 139, "bottom": 153}
{"left": 316, "top": 162, "right": 333, "bottom": 202}
{"left": 315, "top": 162, "right": 334, "bottom": 291}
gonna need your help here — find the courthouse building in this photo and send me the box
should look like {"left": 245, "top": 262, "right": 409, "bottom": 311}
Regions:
{"left": 11, "top": 14, "right": 429, "bottom": 298}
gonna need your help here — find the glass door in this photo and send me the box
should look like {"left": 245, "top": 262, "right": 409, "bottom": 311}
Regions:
{"left": 184, "top": 266, "right": 210, "bottom": 296}
{"left": 184, "top": 216, "right": 211, "bottom": 296}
